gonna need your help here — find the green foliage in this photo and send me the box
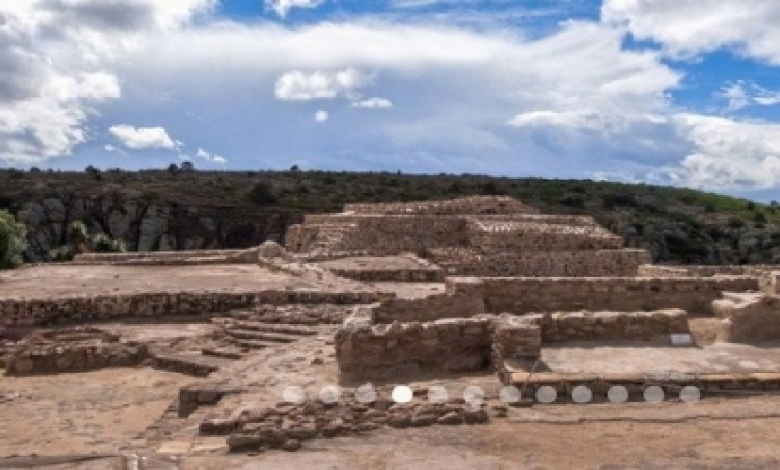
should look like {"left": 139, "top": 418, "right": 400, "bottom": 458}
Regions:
{"left": 0, "top": 210, "right": 27, "bottom": 269}
{"left": 248, "top": 182, "right": 278, "bottom": 205}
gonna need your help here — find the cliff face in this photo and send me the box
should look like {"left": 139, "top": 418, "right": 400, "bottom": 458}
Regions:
{"left": 13, "top": 195, "right": 299, "bottom": 261}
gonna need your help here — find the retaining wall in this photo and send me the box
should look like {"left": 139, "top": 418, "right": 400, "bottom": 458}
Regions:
{"left": 371, "top": 293, "right": 485, "bottom": 324}
{"left": 446, "top": 276, "right": 760, "bottom": 315}
{"left": 432, "top": 249, "right": 652, "bottom": 277}
{"left": 0, "top": 291, "right": 392, "bottom": 327}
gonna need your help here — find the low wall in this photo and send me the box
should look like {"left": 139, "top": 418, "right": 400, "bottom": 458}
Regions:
{"left": 432, "top": 250, "right": 652, "bottom": 277}
{"left": 335, "top": 315, "right": 495, "bottom": 380}
{"left": 343, "top": 196, "right": 538, "bottom": 215}
{"left": 328, "top": 267, "right": 445, "bottom": 283}
{"left": 447, "top": 276, "right": 760, "bottom": 315}
{"left": 0, "top": 291, "right": 392, "bottom": 327}
{"left": 337, "top": 308, "right": 689, "bottom": 381}
{"left": 522, "top": 309, "right": 689, "bottom": 342}
{"left": 371, "top": 293, "right": 485, "bottom": 324}
{"left": 637, "top": 264, "right": 780, "bottom": 278}
{"left": 74, "top": 249, "right": 244, "bottom": 262}
{"left": 5, "top": 342, "right": 149, "bottom": 375}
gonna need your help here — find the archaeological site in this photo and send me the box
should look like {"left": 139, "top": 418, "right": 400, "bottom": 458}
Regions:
{"left": 3, "top": 195, "right": 780, "bottom": 468}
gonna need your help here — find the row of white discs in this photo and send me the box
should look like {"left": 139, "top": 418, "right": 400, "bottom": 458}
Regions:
{"left": 282, "top": 384, "right": 702, "bottom": 405}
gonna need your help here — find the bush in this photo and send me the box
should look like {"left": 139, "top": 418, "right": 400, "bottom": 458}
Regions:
{"left": 248, "top": 182, "right": 278, "bottom": 205}
{"left": 0, "top": 210, "right": 27, "bottom": 269}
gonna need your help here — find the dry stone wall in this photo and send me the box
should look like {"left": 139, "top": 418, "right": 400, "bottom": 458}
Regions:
{"left": 432, "top": 249, "right": 651, "bottom": 277}
{"left": 0, "top": 291, "right": 391, "bottom": 327}
{"left": 337, "top": 308, "right": 691, "bottom": 381}
{"left": 371, "top": 293, "right": 485, "bottom": 324}
{"left": 344, "top": 196, "right": 539, "bottom": 215}
{"left": 447, "top": 276, "right": 760, "bottom": 315}
{"left": 5, "top": 341, "right": 149, "bottom": 375}
{"left": 336, "top": 315, "right": 495, "bottom": 381}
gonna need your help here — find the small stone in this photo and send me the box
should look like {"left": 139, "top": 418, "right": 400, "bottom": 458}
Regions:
{"left": 437, "top": 412, "right": 463, "bottom": 425}
{"left": 387, "top": 415, "right": 411, "bottom": 428}
{"left": 410, "top": 414, "right": 437, "bottom": 427}
{"left": 282, "top": 439, "right": 301, "bottom": 452}
{"left": 463, "top": 409, "right": 489, "bottom": 424}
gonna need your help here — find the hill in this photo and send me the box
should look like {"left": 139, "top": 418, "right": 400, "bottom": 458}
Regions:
{"left": 1, "top": 167, "right": 779, "bottom": 265}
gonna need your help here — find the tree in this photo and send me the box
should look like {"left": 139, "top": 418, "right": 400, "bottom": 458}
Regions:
{"left": 85, "top": 165, "right": 101, "bottom": 181}
{"left": 0, "top": 210, "right": 27, "bottom": 269}
{"left": 180, "top": 160, "right": 195, "bottom": 172}
{"left": 167, "top": 163, "right": 179, "bottom": 174}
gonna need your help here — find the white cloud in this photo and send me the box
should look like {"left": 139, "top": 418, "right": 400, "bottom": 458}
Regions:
{"left": 719, "top": 81, "right": 780, "bottom": 113}
{"left": 0, "top": 0, "right": 212, "bottom": 163}
{"left": 602, "top": 0, "right": 780, "bottom": 64}
{"left": 196, "top": 147, "right": 227, "bottom": 163}
{"left": 109, "top": 125, "right": 177, "bottom": 150}
{"left": 661, "top": 114, "right": 780, "bottom": 190}
{"left": 266, "top": 0, "right": 325, "bottom": 18}
{"left": 352, "top": 97, "right": 393, "bottom": 109}
{"left": 274, "top": 69, "right": 371, "bottom": 101}
{"left": 314, "top": 110, "right": 328, "bottom": 122}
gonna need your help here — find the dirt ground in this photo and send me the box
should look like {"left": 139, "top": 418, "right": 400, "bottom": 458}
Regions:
{"left": 0, "top": 264, "right": 372, "bottom": 300}
{"left": 0, "top": 368, "right": 200, "bottom": 457}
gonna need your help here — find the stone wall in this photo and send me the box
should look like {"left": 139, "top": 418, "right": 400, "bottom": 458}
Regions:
{"left": 327, "top": 266, "right": 445, "bottom": 283}
{"left": 467, "top": 220, "right": 623, "bottom": 252}
{"left": 0, "top": 291, "right": 392, "bottom": 327}
{"left": 335, "top": 315, "right": 495, "bottom": 381}
{"left": 637, "top": 264, "right": 780, "bottom": 278}
{"left": 337, "top": 308, "right": 690, "bottom": 381}
{"left": 446, "top": 276, "right": 760, "bottom": 315}
{"left": 432, "top": 249, "right": 652, "bottom": 277}
{"left": 522, "top": 309, "right": 689, "bottom": 342}
{"left": 5, "top": 342, "right": 149, "bottom": 375}
{"left": 371, "top": 293, "right": 486, "bottom": 324}
{"left": 343, "top": 196, "right": 539, "bottom": 215}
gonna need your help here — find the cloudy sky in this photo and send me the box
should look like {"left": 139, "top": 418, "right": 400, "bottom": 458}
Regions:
{"left": 2, "top": 1, "right": 780, "bottom": 200}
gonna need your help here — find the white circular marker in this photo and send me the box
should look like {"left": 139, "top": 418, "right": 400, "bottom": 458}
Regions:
{"left": 282, "top": 385, "right": 307, "bottom": 404}
{"left": 354, "top": 384, "right": 377, "bottom": 404}
{"left": 679, "top": 386, "right": 701, "bottom": 403}
{"left": 536, "top": 386, "right": 557, "bottom": 404}
{"left": 463, "top": 386, "right": 485, "bottom": 406}
{"left": 319, "top": 385, "right": 340, "bottom": 404}
{"left": 607, "top": 385, "right": 629, "bottom": 404}
{"left": 427, "top": 386, "right": 449, "bottom": 404}
{"left": 499, "top": 386, "right": 521, "bottom": 404}
{"left": 392, "top": 385, "right": 414, "bottom": 404}
{"left": 571, "top": 385, "right": 593, "bottom": 404}
{"left": 643, "top": 386, "right": 664, "bottom": 403}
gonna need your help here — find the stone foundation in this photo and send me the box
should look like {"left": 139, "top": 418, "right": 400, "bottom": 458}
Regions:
{"left": 5, "top": 341, "right": 149, "bottom": 375}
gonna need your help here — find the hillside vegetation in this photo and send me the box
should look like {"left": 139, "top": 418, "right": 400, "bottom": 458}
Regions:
{"left": 1, "top": 166, "right": 779, "bottom": 265}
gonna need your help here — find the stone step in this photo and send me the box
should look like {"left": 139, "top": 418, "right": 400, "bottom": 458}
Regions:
{"left": 151, "top": 353, "right": 234, "bottom": 377}
{"left": 224, "top": 337, "right": 289, "bottom": 350}
{"left": 225, "top": 329, "right": 302, "bottom": 343}
{"left": 201, "top": 346, "right": 246, "bottom": 360}
{"left": 229, "top": 321, "right": 319, "bottom": 337}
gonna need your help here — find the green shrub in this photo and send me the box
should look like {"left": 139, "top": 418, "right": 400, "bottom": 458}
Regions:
{"left": 0, "top": 210, "right": 27, "bottom": 269}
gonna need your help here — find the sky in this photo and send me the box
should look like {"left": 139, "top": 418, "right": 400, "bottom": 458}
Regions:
{"left": 2, "top": 1, "right": 780, "bottom": 201}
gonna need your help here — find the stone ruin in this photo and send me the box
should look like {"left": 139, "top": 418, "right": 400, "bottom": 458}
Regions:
{"left": 286, "top": 197, "right": 780, "bottom": 401}
{"left": 5, "top": 195, "right": 780, "bottom": 458}
{"left": 285, "top": 195, "right": 651, "bottom": 276}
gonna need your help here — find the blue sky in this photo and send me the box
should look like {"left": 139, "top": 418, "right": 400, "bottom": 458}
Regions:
{"left": 2, "top": 1, "right": 780, "bottom": 201}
